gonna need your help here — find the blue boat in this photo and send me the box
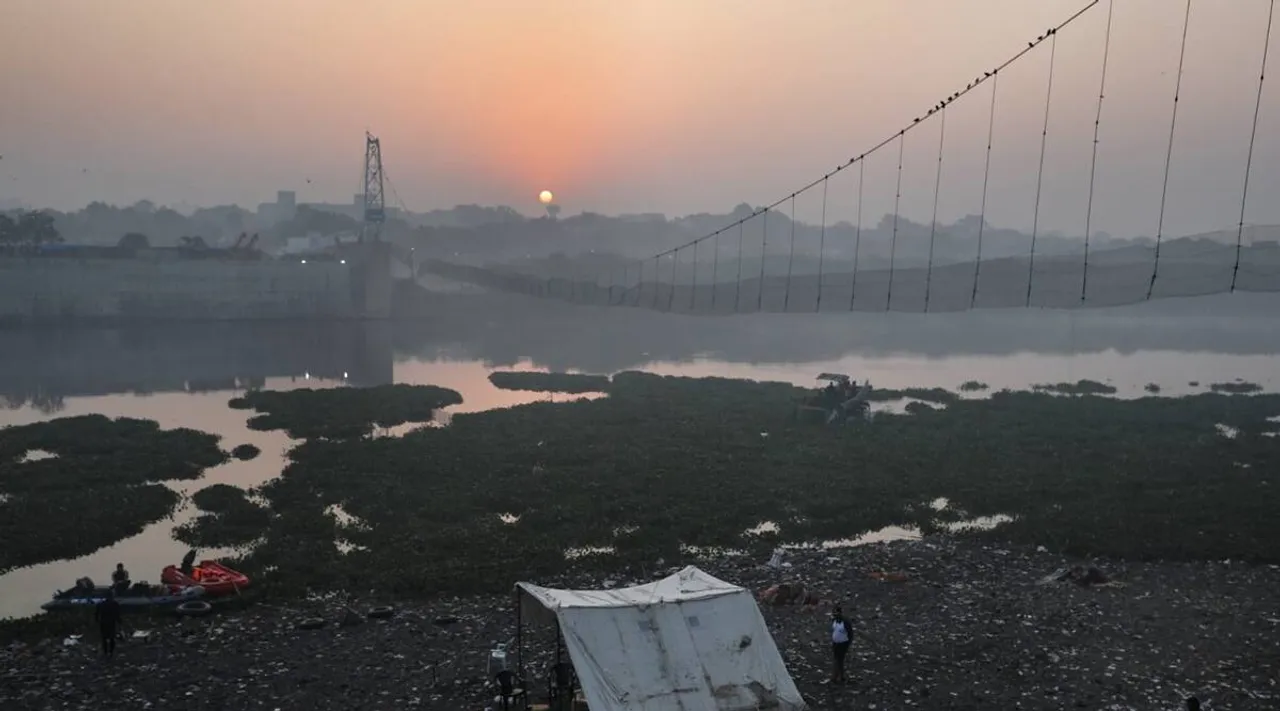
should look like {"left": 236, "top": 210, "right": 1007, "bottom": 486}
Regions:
{"left": 40, "top": 582, "right": 204, "bottom": 612}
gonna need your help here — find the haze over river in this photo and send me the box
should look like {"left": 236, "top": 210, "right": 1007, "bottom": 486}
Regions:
{"left": 2, "top": 291, "right": 1278, "bottom": 618}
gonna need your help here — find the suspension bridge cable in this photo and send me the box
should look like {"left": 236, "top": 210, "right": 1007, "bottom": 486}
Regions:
{"left": 816, "top": 177, "right": 829, "bottom": 312}
{"left": 690, "top": 239, "right": 699, "bottom": 311}
{"left": 668, "top": 250, "right": 678, "bottom": 311}
{"left": 972, "top": 72, "right": 999, "bottom": 309}
{"left": 1232, "top": 0, "right": 1275, "bottom": 293}
{"left": 650, "top": 255, "right": 660, "bottom": 309}
{"left": 1081, "top": 0, "right": 1114, "bottom": 304}
{"left": 634, "top": 259, "right": 645, "bottom": 307}
{"left": 925, "top": 107, "right": 947, "bottom": 312}
{"left": 735, "top": 221, "right": 745, "bottom": 310}
{"left": 711, "top": 230, "right": 721, "bottom": 310}
{"left": 887, "top": 131, "right": 906, "bottom": 312}
{"left": 575, "top": 1, "right": 1101, "bottom": 296}
{"left": 1027, "top": 30, "right": 1059, "bottom": 308}
{"left": 1149, "top": 0, "right": 1194, "bottom": 300}
{"left": 851, "top": 158, "right": 864, "bottom": 311}
{"left": 458, "top": 3, "right": 1091, "bottom": 310}
{"left": 639, "top": 257, "right": 648, "bottom": 306}
{"left": 757, "top": 209, "right": 768, "bottom": 312}
{"left": 783, "top": 193, "right": 797, "bottom": 312}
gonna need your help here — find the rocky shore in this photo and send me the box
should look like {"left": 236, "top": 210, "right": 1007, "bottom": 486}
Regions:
{"left": 3, "top": 536, "right": 1277, "bottom": 710}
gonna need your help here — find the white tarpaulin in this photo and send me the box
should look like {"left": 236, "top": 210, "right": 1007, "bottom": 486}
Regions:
{"left": 517, "top": 566, "right": 807, "bottom": 711}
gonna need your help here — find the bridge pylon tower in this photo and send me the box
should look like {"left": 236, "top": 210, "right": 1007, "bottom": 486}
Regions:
{"left": 361, "top": 132, "right": 386, "bottom": 243}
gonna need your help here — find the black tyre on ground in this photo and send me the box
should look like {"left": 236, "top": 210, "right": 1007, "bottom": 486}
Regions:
{"left": 176, "top": 600, "right": 213, "bottom": 617}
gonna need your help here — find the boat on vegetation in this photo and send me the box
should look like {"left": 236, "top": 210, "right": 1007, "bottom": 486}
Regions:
{"left": 795, "top": 373, "right": 873, "bottom": 424}
{"left": 41, "top": 580, "right": 204, "bottom": 612}
{"left": 161, "top": 560, "right": 250, "bottom": 596}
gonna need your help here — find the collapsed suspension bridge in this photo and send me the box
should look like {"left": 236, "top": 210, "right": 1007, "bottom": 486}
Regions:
{"left": 424, "top": 0, "right": 1280, "bottom": 314}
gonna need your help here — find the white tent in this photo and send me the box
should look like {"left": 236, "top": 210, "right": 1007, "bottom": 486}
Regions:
{"left": 516, "top": 566, "right": 807, "bottom": 711}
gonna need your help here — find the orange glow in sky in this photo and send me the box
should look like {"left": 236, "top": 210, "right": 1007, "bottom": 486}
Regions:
{"left": 1, "top": 0, "right": 1276, "bottom": 237}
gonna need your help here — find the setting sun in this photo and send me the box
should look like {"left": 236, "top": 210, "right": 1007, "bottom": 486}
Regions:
{"left": 538, "top": 190, "right": 554, "bottom": 205}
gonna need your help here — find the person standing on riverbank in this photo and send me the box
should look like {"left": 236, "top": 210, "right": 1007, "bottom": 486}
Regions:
{"left": 111, "top": 563, "right": 130, "bottom": 594}
{"left": 94, "top": 591, "right": 121, "bottom": 659}
{"left": 830, "top": 606, "right": 853, "bottom": 684}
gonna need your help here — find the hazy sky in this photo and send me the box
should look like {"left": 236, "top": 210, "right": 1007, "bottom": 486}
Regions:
{"left": 1, "top": 0, "right": 1276, "bottom": 238}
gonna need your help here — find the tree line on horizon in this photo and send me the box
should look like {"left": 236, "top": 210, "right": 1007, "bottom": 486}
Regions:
{"left": 3, "top": 199, "right": 1273, "bottom": 270}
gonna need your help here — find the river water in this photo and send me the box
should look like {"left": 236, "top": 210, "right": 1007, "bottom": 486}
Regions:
{"left": 2, "top": 292, "right": 1278, "bottom": 618}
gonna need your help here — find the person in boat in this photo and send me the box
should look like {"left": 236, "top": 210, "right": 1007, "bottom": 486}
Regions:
{"left": 111, "top": 563, "right": 130, "bottom": 594}
{"left": 94, "top": 589, "right": 122, "bottom": 659}
{"left": 180, "top": 549, "right": 197, "bottom": 577}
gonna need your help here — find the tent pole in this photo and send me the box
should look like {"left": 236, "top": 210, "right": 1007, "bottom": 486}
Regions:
{"left": 515, "top": 586, "right": 523, "bottom": 679}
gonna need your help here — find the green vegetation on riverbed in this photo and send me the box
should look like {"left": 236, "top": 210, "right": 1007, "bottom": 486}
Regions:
{"left": 488, "top": 371, "right": 611, "bottom": 393}
{"left": 175, "top": 373, "right": 1280, "bottom": 600}
{"left": 0, "top": 415, "right": 227, "bottom": 572}
{"left": 1033, "top": 379, "right": 1118, "bottom": 395}
{"left": 229, "top": 384, "right": 463, "bottom": 439}
{"left": 174, "top": 484, "right": 270, "bottom": 548}
{"left": 866, "top": 386, "right": 959, "bottom": 404}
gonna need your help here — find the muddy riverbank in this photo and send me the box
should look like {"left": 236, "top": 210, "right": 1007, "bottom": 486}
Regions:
{"left": 3, "top": 537, "right": 1276, "bottom": 710}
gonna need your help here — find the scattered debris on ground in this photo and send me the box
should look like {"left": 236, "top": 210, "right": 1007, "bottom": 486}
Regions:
{"left": 3, "top": 537, "right": 1277, "bottom": 710}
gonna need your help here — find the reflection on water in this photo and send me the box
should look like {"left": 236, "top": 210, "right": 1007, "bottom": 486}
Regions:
{"left": 640, "top": 351, "right": 1278, "bottom": 399}
{"left": 0, "top": 500, "right": 249, "bottom": 621}
{"left": 870, "top": 398, "right": 948, "bottom": 416}
{"left": 326, "top": 504, "right": 371, "bottom": 555}
{"left": 745, "top": 521, "right": 781, "bottom": 537}
{"left": 3, "top": 297, "right": 1280, "bottom": 618}
{"left": 563, "top": 546, "right": 616, "bottom": 560}
{"left": 17, "top": 449, "right": 57, "bottom": 463}
{"left": 744, "top": 502, "right": 1016, "bottom": 551}
{"left": 822, "top": 525, "right": 924, "bottom": 548}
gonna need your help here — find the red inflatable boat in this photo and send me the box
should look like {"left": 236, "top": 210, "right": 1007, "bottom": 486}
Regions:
{"left": 162, "top": 560, "right": 250, "bottom": 597}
